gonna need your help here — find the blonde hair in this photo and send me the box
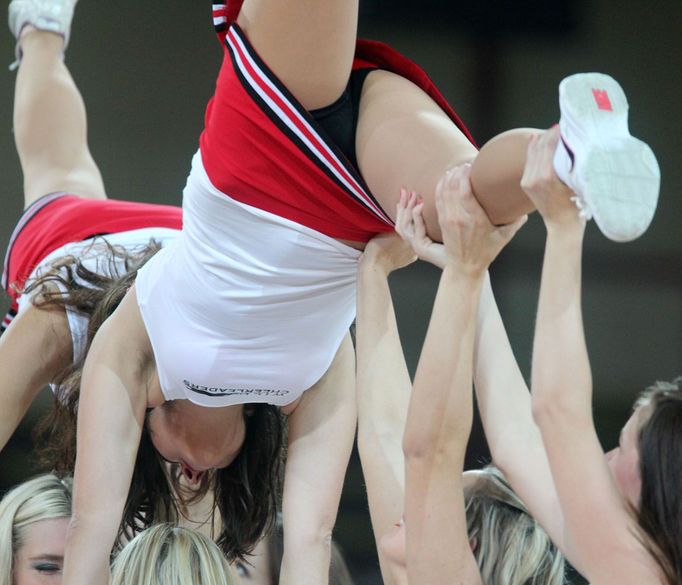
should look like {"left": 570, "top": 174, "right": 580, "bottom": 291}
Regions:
{"left": 0, "top": 474, "right": 72, "bottom": 585}
{"left": 465, "top": 467, "right": 565, "bottom": 585}
{"left": 111, "top": 524, "right": 235, "bottom": 585}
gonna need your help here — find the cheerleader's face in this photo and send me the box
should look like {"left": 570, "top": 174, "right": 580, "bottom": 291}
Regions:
{"left": 13, "top": 517, "right": 69, "bottom": 585}
{"left": 148, "top": 401, "right": 246, "bottom": 484}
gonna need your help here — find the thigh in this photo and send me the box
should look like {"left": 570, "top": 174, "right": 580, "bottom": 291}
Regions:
{"left": 22, "top": 162, "right": 108, "bottom": 210}
{"left": 356, "top": 70, "right": 478, "bottom": 242}
{"left": 236, "top": 0, "right": 359, "bottom": 110}
{"left": 14, "top": 34, "right": 107, "bottom": 209}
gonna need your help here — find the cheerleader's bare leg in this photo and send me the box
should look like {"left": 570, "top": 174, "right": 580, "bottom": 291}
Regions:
{"left": 10, "top": 0, "right": 106, "bottom": 208}
{"left": 356, "top": 70, "right": 540, "bottom": 241}
{"left": 236, "top": 0, "right": 359, "bottom": 110}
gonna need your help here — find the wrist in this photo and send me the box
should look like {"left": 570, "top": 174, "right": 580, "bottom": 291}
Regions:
{"left": 545, "top": 219, "right": 586, "bottom": 243}
{"left": 544, "top": 215, "right": 586, "bottom": 236}
{"left": 442, "top": 263, "right": 487, "bottom": 283}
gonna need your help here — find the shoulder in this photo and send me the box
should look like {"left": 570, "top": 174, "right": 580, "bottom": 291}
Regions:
{"left": 0, "top": 301, "right": 71, "bottom": 389}
{"left": 87, "top": 285, "right": 156, "bottom": 392}
{"left": 17, "top": 301, "right": 71, "bottom": 366}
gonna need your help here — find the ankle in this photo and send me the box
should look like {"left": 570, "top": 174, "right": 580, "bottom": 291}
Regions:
{"left": 18, "top": 23, "right": 38, "bottom": 39}
{"left": 17, "top": 26, "right": 65, "bottom": 53}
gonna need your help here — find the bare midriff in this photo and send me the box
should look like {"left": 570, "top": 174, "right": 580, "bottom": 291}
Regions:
{"left": 337, "top": 238, "right": 366, "bottom": 251}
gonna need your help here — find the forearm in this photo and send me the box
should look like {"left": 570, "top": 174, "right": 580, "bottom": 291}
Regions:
{"left": 281, "top": 336, "right": 355, "bottom": 585}
{"left": 63, "top": 515, "right": 118, "bottom": 585}
{"left": 403, "top": 267, "right": 482, "bottom": 458}
{"left": 473, "top": 275, "right": 570, "bottom": 549}
{"left": 356, "top": 260, "right": 411, "bottom": 550}
{"left": 403, "top": 266, "right": 482, "bottom": 584}
{"left": 280, "top": 471, "right": 344, "bottom": 585}
{"left": 474, "top": 276, "right": 541, "bottom": 463}
{"left": 356, "top": 263, "right": 411, "bottom": 443}
{"left": 64, "top": 430, "right": 138, "bottom": 585}
{"left": 531, "top": 224, "right": 592, "bottom": 425}
{"left": 280, "top": 536, "right": 332, "bottom": 585}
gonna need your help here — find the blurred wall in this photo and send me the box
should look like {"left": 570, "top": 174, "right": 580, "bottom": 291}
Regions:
{"left": 0, "top": 1, "right": 680, "bottom": 583}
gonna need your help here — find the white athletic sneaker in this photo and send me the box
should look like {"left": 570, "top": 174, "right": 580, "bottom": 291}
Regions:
{"left": 8, "top": 0, "right": 76, "bottom": 66}
{"left": 553, "top": 73, "right": 660, "bottom": 242}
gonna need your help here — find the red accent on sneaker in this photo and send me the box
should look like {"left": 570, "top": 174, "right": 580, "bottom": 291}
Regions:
{"left": 592, "top": 89, "right": 613, "bottom": 111}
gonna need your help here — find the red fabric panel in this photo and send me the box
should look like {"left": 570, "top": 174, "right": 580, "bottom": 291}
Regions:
{"left": 3, "top": 195, "right": 182, "bottom": 302}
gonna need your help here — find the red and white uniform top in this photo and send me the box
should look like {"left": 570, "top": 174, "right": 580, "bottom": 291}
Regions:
{"left": 134, "top": 6, "right": 476, "bottom": 408}
{"left": 136, "top": 153, "right": 360, "bottom": 408}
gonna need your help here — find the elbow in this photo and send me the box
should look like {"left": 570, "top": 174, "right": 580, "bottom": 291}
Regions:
{"left": 285, "top": 522, "right": 333, "bottom": 556}
{"left": 531, "top": 393, "right": 551, "bottom": 427}
{"left": 531, "top": 392, "right": 569, "bottom": 430}
{"left": 282, "top": 504, "right": 337, "bottom": 549}
{"left": 402, "top": 427, "right": 456, "bottom": 464}
{"left": 487, "top": 441, "right": 516, "bottom": 479}
{"left": 402, "top": 426, "right": 432, "bottom": 462}
{"left": 403, "top": 410, "right": 470, "bottom": 462}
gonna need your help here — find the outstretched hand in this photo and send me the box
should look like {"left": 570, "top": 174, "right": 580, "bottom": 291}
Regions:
{"left": 436, "top": 164, "right": 526, "bottom": 275}
{"left": 395, "top": 188, "right": 447, "bottom": 269}
{"left": 521, "top": 127, "right": 584, "bottom": 229}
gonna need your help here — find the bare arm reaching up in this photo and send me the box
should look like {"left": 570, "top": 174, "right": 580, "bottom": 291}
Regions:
{"left": 356, "top": 234, "right": 415, "bottom": 585}
{"left": 523, "top": 129, "right": 662, "bottom": 585}
{"left": 402, "top": 167, "right": 525, "bottom": 585}
{"left": 396, "top": 180, "right": 571, "bottom": 564}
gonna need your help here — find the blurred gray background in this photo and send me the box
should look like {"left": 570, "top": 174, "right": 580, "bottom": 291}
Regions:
{"left": 0, "top": 1, "right": 680, "bottom": 583}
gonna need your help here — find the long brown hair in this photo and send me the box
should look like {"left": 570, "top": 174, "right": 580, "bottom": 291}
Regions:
{"left": 26, "top": 237, "right": 285, "bottom": 561}
{"left": 634, "top": 377, "right": 682, "bottom": 585}
{"left": 28, "top": 237, "right": 161, "bottom": 470}
{"left": 120, "top": 405, "right": 284, "bottom": 561}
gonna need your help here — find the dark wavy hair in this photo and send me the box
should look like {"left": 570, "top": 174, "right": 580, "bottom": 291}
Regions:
{"left": 27, "top": 237, "right": 163, "bottom": 471}
{"left": 26, "top": 237, "right": 286, "bottom": 561}
{"left": 123, "top": 404, "right": 284, "bottom": 562}
{"left": 633, "top": 377, "right": 682, "bottom": 585}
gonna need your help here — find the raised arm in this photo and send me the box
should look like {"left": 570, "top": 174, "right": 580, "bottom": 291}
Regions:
{"left": 472, "top": 277, "right": 570, "bottom": 553}
{"left": 356, "top": 234, "right": 415, "bottom": 585}
{"left": 395, "top": 182, "right": 570, "bottom": 560}
{"left": 402, "top": 167, "right": 525, "bottom": 585}
{"left": 279, "top": 333, "right": 357, "bottom": 585}
{"left": 63, "top": 287, "right": 153, "bottom": 585}
{"left": 522, "top": 129, "right": 661, "bottom": 584}
{"left": 0, "top": 303, "right": 71, "bottom": 454}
